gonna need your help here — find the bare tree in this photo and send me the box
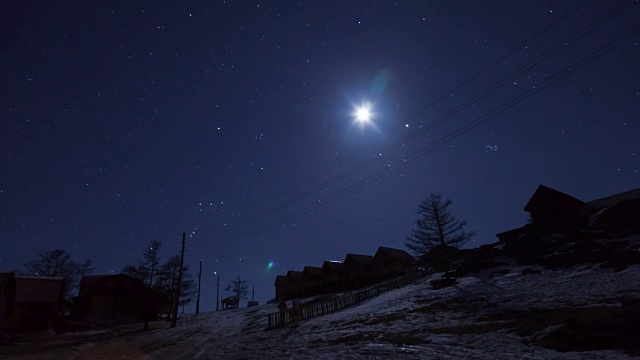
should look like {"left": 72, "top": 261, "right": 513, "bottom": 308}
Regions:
{"left": 120, "top": 239, "right": 161, "bottom": 287}
{"left": 121, "top": 264, "right": 142, "bottom": 279}
{"left": 23, "top": 249, "right": 92, "bottom": 307}
{"left": 179, "top": 268, "right": 196, "bottom": 314}
{"left": 141, "top": 239, "right": 162, "bottom": 287}
{"left": 79, "top": 259, "right": 95, "bottom": 276}
{"left": 156, "top": 255, "right": 196, "bottom": 317}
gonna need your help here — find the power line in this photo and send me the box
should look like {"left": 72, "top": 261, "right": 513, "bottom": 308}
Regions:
{"left": 394, "top": 0, "right": 638, "bottom": 149}
{"left": 197, "top": 2, "right": 639, "bottom": 246}
{"left": 213, "top": 23, "right": 640, "bottom": 245}
{"left": 216, "top": 1, "right": 631, "bottom": 235}
{"left": 218, "top": 0, "right": 593, "bottom": 227}
{"left": 405, "top": 26, "right": 640, "bottom": 162}
{"left": 395, "top": 0, "right": 593, "bottom": 131}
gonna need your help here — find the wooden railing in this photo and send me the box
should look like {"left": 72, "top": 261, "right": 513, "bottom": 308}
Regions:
{"left": 266, "top": 271, "right": 428, "bottom": 329}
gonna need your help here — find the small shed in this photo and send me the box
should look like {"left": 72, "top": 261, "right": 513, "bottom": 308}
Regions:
{"left": 221, "top": 297, "right": 239, "bottom": 310}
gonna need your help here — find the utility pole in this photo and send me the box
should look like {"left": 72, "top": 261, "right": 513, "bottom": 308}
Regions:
{"left": 171, "top": 232, "right": 186, "bottom": 328}
{"left": 196, "top": 260, "right": 202, "bottom": 315}
{"left": 215, "top": 272, "right": 220, "bottom": 311}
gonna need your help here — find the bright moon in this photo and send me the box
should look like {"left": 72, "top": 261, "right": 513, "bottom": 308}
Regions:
{"left": 354, "top": 104, "right": 372, "bottom": 123}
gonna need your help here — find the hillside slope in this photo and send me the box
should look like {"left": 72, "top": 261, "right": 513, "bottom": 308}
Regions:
{"left": 2, "top": 262, "right": 639, "bottom": 359}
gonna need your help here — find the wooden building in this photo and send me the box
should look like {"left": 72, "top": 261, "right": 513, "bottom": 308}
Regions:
{"left": 524, "top": 185, "right": 585, "bottom": 232}
{"left": 286, "top": 271, "right": 304, "bottom": 299}
{"left": 496, "top": 184, "right": 640, "bottom": 242}
{"left": 320, "top": 261, "right": 344, "bottom": 294}
{"left": 274, "top": 275, "right": 288, "bottom": 300}
{"left": 496, "top": 226, "right": 529, "bottom": 243}
{"left": 71, "top": 274, "right": 147, "bottom": 324}
{"left": 273, "top": 247, "right": 418, "bottom": 300}
{"left": 343, "top": 254, "right": 375, "bottom": 289}
{"left": 586, "top": 187, "right": 640, "bottom": 236}
{"left": 373, "top": 247, "right": 415, "bottom": 281}
{"left": 302, "top": 266, "right": 322, "bottom": 297}
{"left": 221, "top": 296, "right": 239, "bottom": 310}
{"left": 5, "top": 276, "right": 64, "bottom": 332}
{"left": 0, "top": 272, "right": 16, "bottom": 335}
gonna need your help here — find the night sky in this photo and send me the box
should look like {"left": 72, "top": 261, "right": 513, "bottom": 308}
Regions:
{"left": 2, "top": 1, "right": 639, "bottom": 309}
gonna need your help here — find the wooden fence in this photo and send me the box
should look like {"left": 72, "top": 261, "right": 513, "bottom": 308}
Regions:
{"left": 266, "top": 271, "right": 428, "bottom": 329}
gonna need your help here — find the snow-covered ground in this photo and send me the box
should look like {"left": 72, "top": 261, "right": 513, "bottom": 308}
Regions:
{"left": 2, "top": 264, "right": 639, "bottom": 359}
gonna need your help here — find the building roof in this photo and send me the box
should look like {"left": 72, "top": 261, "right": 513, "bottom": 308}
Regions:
{"left": 79, "top": 275, "right": 103, "bottom": 289}
{"left": 287, "top": 271, "right": 304, "bottom": 280}
{"left": 344, "top": 254, "right": 374, "bottom": 266}
{"left": 496, "top": 226, "right": 529, "bottom": 242}
{"left": 375, "top": 247, "right": 415, "bottom": 261}
{"left": 303, "top": 266, "right": 322, "bottom": 276}
{"left": 496, "top": 226, "right": 528, "bottom": 237}
{"left": 322, "top": 261, "right": 344, "bottom": 271}
{"left": 586, "top": 187, "right": 640, "bottom": 209}
{"left": 14, "top": 276, "right": 64, "bottom": 303}
{"left": 524, "top": 185, "right": 584, "bottom": 212}
{"left": 274, "top": 275, "right": 287, "bottom": 286}
{"left": 14, "top": 275, "right": 63, "bottom": 280}
{"left": 80, "top": 274, "right": 142, "bottom": 288}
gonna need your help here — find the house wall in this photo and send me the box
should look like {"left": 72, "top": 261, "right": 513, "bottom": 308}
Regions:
{"left": 320, "top": 267, "right": 344, "bottom": 294}
{"left": 86, "top": 295, "right": 142, "bottom": 324}
{"left": 72, "top": 275, "right": 147, "bottom": 324}
{"left": 343, "top": 261, "right": 375, "bottom": 289}
{"left": 376, "top": 261, "right": 413, "bottom": 280}
{"left": 5, "top": 301, "right": 57, "bottom": 332}
{"left": 0, "top": 275, "right": 15, "bottom": 334}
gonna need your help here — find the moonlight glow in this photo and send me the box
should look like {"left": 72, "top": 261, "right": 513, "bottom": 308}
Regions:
{"left": 353, "top": 102, "right": 373, "bottom": 124}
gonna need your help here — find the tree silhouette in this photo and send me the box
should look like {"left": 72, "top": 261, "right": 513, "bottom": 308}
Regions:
{"left": 405, "top": 193, "right": 475, "bottom": 257}
{"left": 23, "top": 249, "right": 93, "bottom": 307}
{"left": 155, "top": 255, "right": 196, "bottom": 317}
{"left": 226, "top": 276, "right": 249, "bottom": 306}
{"left": 121, "top": 239, "right": 161, "bottom": 287}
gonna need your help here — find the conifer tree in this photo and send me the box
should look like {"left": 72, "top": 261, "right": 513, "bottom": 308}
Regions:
{"left": 405, "top": 193, "right": 475, "bottom": 257}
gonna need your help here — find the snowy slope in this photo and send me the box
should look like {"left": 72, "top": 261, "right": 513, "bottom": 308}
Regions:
{"left": 2, "top": 264, "right": 639, "bottom": 359}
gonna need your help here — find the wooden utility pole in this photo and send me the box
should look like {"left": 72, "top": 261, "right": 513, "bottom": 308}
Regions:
{"left": 216, "top": 272, "right": 220, "bottom": 311}
{"left": 196, "top": 259, "right": 202, "bottom": 315}
{"left": 171, "top": 232, "right": 186, "bottom": 328}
